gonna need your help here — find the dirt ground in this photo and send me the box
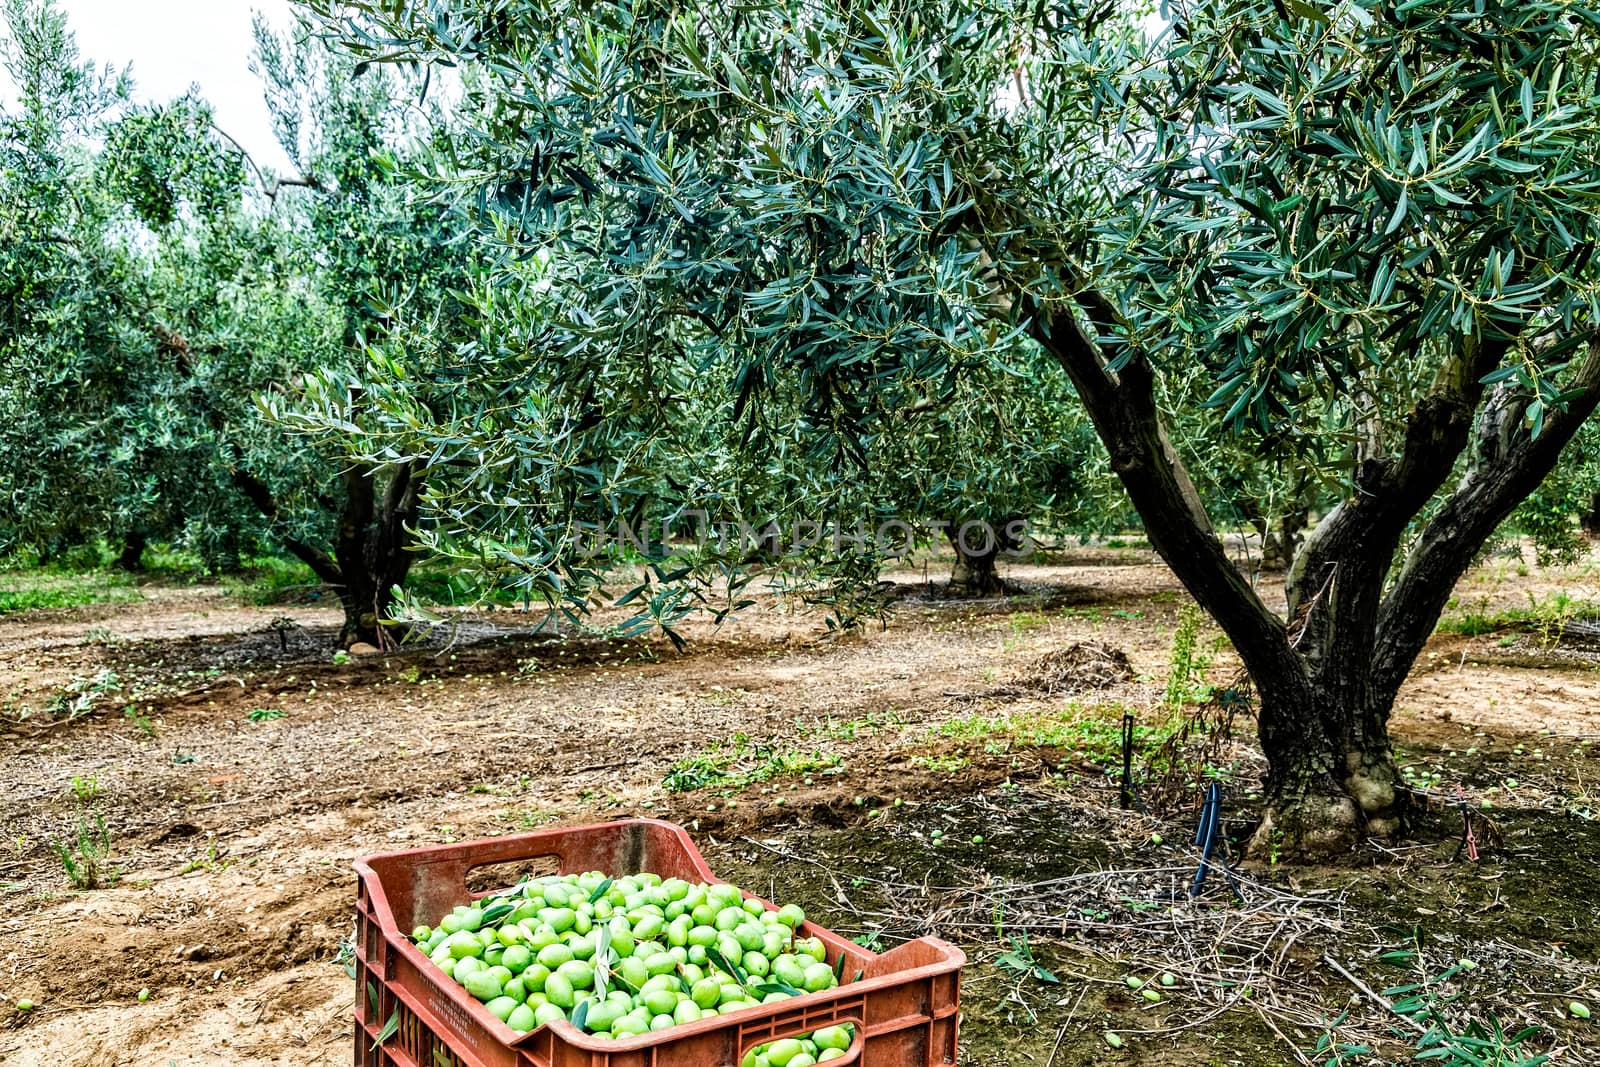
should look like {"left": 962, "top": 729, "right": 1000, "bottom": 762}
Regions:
{"left": 1, "top": 545, "right": 1598, "bottom": 1065}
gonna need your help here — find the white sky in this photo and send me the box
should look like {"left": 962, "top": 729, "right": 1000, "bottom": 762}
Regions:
{"left": 59, "top": 0, "right": 300, "bottom": 173}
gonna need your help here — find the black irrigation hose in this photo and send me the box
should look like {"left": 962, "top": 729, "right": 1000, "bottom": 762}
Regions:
{"left": 1118, "top": 712, "right": 1152, "bottom": 816}
{"left": 1190, "top": 783, "right": 1242, "bottom": 899}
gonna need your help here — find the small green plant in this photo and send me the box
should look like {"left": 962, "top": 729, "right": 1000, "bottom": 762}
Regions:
{"left": 1307, "top": 1012, "right": 1370, "bottom": 1065}
{"left": 505, "top": 807, "right": 557, "bottom": 831}
{"left": 70, "top": 774, "right": 100, "bottom": 805}
{"left": 1528, "top": 589, "right": 1580, "bottom": 648}
{"left": 47, "top": 668, "right": 124, "bottom": 720}
{"left": 993, "top": 932, "right": 1059, "bottom": 985}
{"left": 248, "top": 707, "right": 286, "bottom": 723}
{"left": 851, "top": 931, "right": 887, "bottom": 953}
{"left": 910, "top": 753, "right": 970, "bottom": 773}
{"left": 53, "top": 819, "right": 115, "bottom": 888}
{"left": 336, "top": 929, "right": 359, "bottom": 980}
{"left": 123, "top": 704, "right": 155, "bottom": 736}
{"left": 52, "top": 779, "right": 116, "bottom": 891}
{"left": 179, "top": 839, "right": 229, "bottom": 875}
{"left": 1364, "top": 941, "right": 1552, "bottom": 1067}
{"left": 1163, "top": 604, "right": 1217, "bottom": 713}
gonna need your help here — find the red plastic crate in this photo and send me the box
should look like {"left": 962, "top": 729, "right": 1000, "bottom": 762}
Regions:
{"left": 353, "top": 818, "right": 964, "bottom": 1067}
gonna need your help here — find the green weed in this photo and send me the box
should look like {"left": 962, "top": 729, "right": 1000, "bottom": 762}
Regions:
{"left": 663, "top": 735, "right": 842, "bottom": 792}
{"left": 52, "top": 777, "right": 116, "bottom": 890}
{"left": 1437, "top": 589, "right": 1599, "bottom": 644}
{"left": 44, "top": 668, "right": 124, "bottom": 720}
{"left": 1163, "top": 604, "right": 1218, "bottom": 713}
{"left": 910, "top": 753, "right": 970, "bottom": 773}
{"left": 930, "top": 704, "right": 1160, "bottom": 773}
{"left": 123, "top": 704, "right": 156, "bottom": 737}
{"left": 1317, "top": 942, "right": 1553, "bottom": 1067}
{"left": 223, "top": 557, "right": 322, "bottom": 605}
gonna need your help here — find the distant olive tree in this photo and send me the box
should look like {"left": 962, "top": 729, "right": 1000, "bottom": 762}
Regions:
{"left": 0, "top": 2, "right": 482, "bottom": 647}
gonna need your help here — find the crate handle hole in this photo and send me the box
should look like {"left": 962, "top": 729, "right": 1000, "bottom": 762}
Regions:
{"left": 464, "top": 855, "right": 561, "bottom": 896}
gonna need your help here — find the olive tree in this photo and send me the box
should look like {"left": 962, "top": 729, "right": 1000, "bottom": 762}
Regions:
{"left": 869, "top": 345, "right": 1109, "bottom": 595}
{"left": 309, "top": 0, "right": 1600, "bottom": 853}
{"left": 0, "top": 0, "right": 131, "bottom": 560}
{"left": 1, "top": 2, "right": 479, "bottom": 646}
{"left": 239, "top": 19, "right": 487, "bottom": 646}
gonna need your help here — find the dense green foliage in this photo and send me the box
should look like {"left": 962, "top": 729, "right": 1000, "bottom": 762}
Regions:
{"left": 0, "top": 0, "right": 331, "bottom": 567}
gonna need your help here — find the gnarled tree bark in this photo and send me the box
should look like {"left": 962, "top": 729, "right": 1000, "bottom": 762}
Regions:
{"left": 229, "top": 460, "right": 424, "bottom": 648}
{"left": 1022, "top": 275, "right": 1600, "bottom": 856}
{"left": 944, "top": 515, "right": 1022, "bottom": 597}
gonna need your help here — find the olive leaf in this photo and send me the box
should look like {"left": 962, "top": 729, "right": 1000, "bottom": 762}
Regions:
{"left": 371, "top": 1007, "right": 400, "bottom": 1049}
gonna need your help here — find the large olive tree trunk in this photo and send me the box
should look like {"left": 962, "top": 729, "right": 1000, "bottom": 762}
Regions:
{"left": 117, "top": 532, "right": 147, "bottom": 572}
{"left": 944, "top": 517, "right": 1020, "bottom": 597}
{"left": 232, "top": 461, "right": 424, "bottom": 649}
{"left": 1022, "top": 283, "right": 1600, "bottom": 857}
{"left": 1260, "top": 511, "right": 1307, "bottom": 571}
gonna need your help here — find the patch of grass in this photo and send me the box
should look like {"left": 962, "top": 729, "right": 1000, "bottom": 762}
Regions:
{"left": 930, "top": 703, "right": 1164, "bottom": 771}
{"left": 796, "top": 711, "right": 908, "bottom": 741}
{"left": 1438, "top": 589, "right": 1600, "bottom": 644}
{"left": 0, "top": 570, "right": 141, "bottom": 615}
{"left": 1000, "top": 611, "right": 1052, "bottom": 652}
{"left": 247, "top": 707, "right": 286, "bottom": 723}
{"left": 911, "top": 753, "right": 970, "bottom": 773}
{"left": 223, "top": 557, "right": 324, "bottom": 605}
{"left": 664, "top": 733, "right": 843, "bottom": 792}
{"left": 79, "top": 625, "right": 117, "bottom": 645}
{"left": 1438, "top": 596, "right": 1498, "bottom": 637}
{"left": 502, "top": 807, "right": 559, "bottom": 831}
